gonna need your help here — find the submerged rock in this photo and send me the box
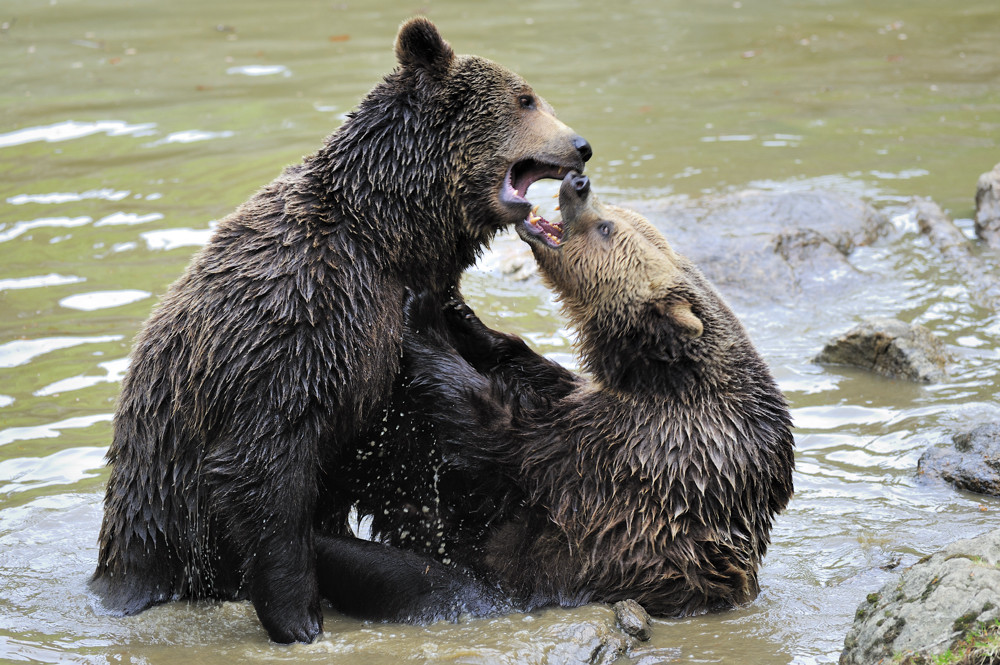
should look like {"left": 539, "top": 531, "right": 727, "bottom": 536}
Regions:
{"left": 813, "top": 317, "right": 949, "bottom": 383}
{"left": 840, "top": 528, "right": 1000, "bottom": 665}
{"left": 312, "top": 603, "right": 651, "bottom": 665}
{"left": 914, "top": 198, "right": 1000, "bottom": 311}
{"left": 975, "top": 162, "right": 1000, "bottom": 249}
{"left": 918, "top": 423, "right": 1000, "bottom": 497}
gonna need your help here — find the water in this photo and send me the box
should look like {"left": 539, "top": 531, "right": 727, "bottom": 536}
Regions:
{"left": 2, "top": 0, "right": 998, "bottom": 662}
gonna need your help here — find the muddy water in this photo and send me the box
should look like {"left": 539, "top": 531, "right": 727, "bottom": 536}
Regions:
{"left": 1, "top": 1, "right": 998, "bottom": 663}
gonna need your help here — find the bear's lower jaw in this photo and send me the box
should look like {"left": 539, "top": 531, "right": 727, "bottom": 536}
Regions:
{"left": 519, "top": 212, "right": 563, "bottom": 249}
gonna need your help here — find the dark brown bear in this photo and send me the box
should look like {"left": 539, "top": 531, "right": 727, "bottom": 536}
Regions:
{"left": 334, "top": 172, "right": 795, "bottom": 619}
{"left": 89, "top": 18, "right": 591, "bottom": 643}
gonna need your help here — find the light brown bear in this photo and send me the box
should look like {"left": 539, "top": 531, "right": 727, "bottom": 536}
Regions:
{"left": 333, "top": 172, "right": 795, "bottom": 619}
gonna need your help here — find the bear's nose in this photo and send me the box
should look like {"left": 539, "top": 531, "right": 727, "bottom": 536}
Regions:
{"left": 571, "top": 173, "right": 590, "bottom": 195}
{"left": 573, "top": 136, "right": 593, "bottom": 163}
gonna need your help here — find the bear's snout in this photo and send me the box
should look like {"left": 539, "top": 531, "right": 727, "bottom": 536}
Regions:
{"left": 573, "top": 136, "right": 593, "bottom": 163}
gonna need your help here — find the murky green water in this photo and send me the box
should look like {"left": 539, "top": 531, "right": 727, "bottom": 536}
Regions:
{"left": 2, "top": 1, "right": 998, "bottom": 663}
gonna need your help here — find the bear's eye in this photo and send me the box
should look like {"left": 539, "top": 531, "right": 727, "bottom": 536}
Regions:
{"left": 518, "top": 94, "right": 536, "bottom": 110}
{"left": 597, "top": 221, "right": 614, "bottom": 238}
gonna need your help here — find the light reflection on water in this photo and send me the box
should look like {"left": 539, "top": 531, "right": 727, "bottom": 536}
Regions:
{"left": 2, "top": 0, "right": 999, "bottom": 663}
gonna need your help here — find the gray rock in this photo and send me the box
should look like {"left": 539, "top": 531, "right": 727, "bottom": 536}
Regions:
{"left": 631, "top": 189, "right": 892, "bottom": 303}
{"left": 613, "top": 599, "right": 653, "bottom": 642}
{"left": 975, "top": 162, "right": 1000, "bottom": 249}
{"left": 915, "top": 198, "right": 1000, "bottom": 311}
{"left": 918, "top": 423, "right": 1000, "bottom": 497}
{"left": 840, "top": 528, "right": 1000, "bottom": 665}
{"left": 814, "top": 317, "right": 950, "bottom": 383}
{"left": 313, "top": 603, "right": 648, "bottom": 665}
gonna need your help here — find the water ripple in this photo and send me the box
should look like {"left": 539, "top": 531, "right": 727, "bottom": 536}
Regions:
{"left": 94, "top": 212, "right": 164, "bottom": 227}
{"left": 58, "top": 290, "right": 150, "bottom": 311}
{"left": 0, "top": 446, "right": 107, "bottom": 494}
{"left": 226, "top": 64, "right": 291, "bottom": 77}
{"left": 6, "top": 189, "right": 130, "bottom": 205}
{"left": 0, "top": 274, "right": 86, "bottom": 291}
{"left": 0, "top": 216, "right": 92, "bottom": 243}
{"left": 0, "top": 120, "right": 157, "bottom": 149}
{"left": 0, "top": 336, "right": 123, "bottom": 369}
{"left": 0, "top": 414, "right": 113, "bottom": 447}
{"left": 140, "top": 226, "right": 214, "bottom": 251}
{"left": 34, "top": 358, "right": 129, "bottom": 397}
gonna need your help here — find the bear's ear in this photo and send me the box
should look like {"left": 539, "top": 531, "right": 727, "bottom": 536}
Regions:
{"left": 652, "top": 298, "right": 703, "bottom": 338}
{"left": 395, "top": 17, "right": 455, "bottom": 77}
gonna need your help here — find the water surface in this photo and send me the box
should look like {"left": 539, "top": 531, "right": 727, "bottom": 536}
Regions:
{"left": 2, "top": 1, "right": 999, "bottom": 663}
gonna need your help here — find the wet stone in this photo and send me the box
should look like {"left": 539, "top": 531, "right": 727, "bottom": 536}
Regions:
{"left": 840, "top": 528, "right": 1000, "bottom": 665}
{"left": 813, "top": 317, "right": 950, "bottom": 383}
{"left": 629, "top": 189, "right": 892, "bottom": 304}
{"left": 914, "top": 197, "right": 1000, "bottom": 311}
{"left": 814, "top": 317, "right": 949, "bottom": 383}
{"left": 975, "top": 161, "right": 1000, "bottom": 249}
{"left": 612, "top": 599, "right": 653, "bottom": 642}
{"left": 917, "top": 422, "right": 1000, "bottom": 497}
{"left": 309, "top": 604, "right": 654, "bottom": 665}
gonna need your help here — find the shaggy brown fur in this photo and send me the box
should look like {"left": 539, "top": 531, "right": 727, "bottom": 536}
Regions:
{"left": 366, "top": 172, "right": 796, "bottom": 617}
{"left": 89, "top": 18, "right": 590, "bottom": 643}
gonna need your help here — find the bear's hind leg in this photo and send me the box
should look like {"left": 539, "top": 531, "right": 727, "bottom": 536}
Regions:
{"left": 208, "top": 428, "right": 324, "bottom": 644}
{"left": 88, "top": 561, "right": 173, "bottom": 616}
{"left": 315, "top": 534, "right": 507, "bottom": 623}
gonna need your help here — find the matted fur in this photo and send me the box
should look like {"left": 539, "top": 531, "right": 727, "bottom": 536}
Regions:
{"left": 89, "top": 18, "right": 589, "bottom": 643}
{"left": 393, "top": 173, "right": 795, "bottom": 615}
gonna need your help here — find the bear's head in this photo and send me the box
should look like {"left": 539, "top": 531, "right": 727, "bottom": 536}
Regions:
{"left": 392, "top": 18, "right": 592, "bottom": 244}
{"left": 517, "top": 172, "right": 724, "bottom": 388}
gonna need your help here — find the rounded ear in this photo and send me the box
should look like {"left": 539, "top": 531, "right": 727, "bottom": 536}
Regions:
{"left": 395, "top": 17, "right": 455, "bottom": 77}
{"left": 652, "top": 298, "right": 703, "bottom": 338}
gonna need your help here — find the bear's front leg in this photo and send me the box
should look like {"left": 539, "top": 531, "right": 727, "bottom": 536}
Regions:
{"left": 442, "top": 295, "right": 581, "bottom": 401}
{"left": 248, "top": 529, "right": 323, "bottom": 644}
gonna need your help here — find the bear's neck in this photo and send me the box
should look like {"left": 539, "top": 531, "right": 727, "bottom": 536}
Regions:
{"left": 577, "top": 320, "right": 726, "bottom": 400}
{"left": 299, "top": 80, "right": 486, "bottom": 283}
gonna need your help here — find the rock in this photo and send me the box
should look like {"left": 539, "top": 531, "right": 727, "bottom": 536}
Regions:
{"left": 813, "top": 317, "right": 950, "bottom": 383}
{"left": 631, "top": 189, "right": 892, "bottom": 304}
{"left": 914, "top": 198, "right": 1000, "bottom": 311}
{"left": 311, "top": 603, "right": 648, "bottom": 665}
{"left": 840, "top": 528, "right": 1000, "bottom": 665}
{"left": 975, "top": 162, "right": 1000, "bottom": 249}
{"left": 613, "top": 599, "right": 653, "bottom": 642}
{"left": 918, "top": 423, "right": 1000, "bottom": 497}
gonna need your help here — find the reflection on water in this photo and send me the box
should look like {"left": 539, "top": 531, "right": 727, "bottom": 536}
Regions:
{"left": 2, "top": 0, "right": 999, "bottom": 663}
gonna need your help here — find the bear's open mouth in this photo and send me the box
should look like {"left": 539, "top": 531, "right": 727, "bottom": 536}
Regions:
{"left": 502, "top": 159, "right": 567, "bottom": 248}
{"left": 522, "top": 207, "right": 563, "bottom": 248}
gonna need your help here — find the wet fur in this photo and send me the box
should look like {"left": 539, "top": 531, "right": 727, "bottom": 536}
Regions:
{"left": 356, "top": 178, "right": 795, "bottom": 617}
{"left": 90, "top": 18, "right": 588, "bottom": 643}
